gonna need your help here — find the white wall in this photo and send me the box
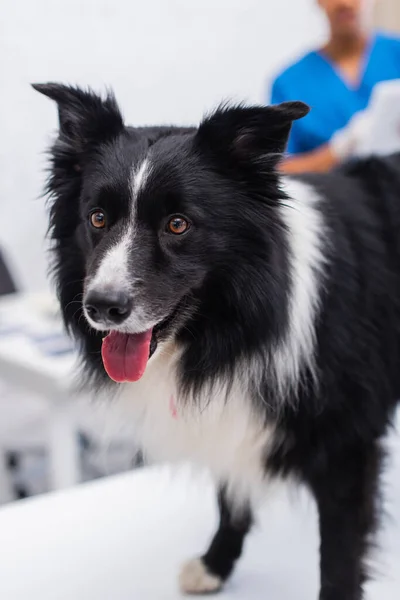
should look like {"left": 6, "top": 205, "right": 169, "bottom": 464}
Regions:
{"left": 0, "top": 0, "right": 325, "bottom": 292}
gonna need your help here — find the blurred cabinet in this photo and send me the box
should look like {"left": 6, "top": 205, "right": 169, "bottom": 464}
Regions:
{"left": 374, "top": 0, "right": 400, "bottom": 34}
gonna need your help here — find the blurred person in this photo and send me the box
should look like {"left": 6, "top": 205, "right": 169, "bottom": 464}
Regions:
{"left": 270, "top": 0, "right": 400, "bottom": 173}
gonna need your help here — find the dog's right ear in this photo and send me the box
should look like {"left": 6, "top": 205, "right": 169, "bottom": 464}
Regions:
{"left": 32, "top": 83, "right": 124, "bottom": 153}
{"left": 195, "top": 101, "right": 309, "bottom": 169}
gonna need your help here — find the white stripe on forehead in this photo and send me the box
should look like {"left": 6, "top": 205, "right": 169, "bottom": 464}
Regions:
{"left": 130, "top": 157, "right": 153, "bottom": 230}
{"left": 132, "top": 157, "right": 152, "bottom": 198}
{"left": 87, "top": 158, "right": 152, "bottom": 297}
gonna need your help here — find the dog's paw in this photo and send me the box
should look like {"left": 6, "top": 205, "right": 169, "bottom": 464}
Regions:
{"left": 179, "top": 557, "right": 223, "bottom": 595}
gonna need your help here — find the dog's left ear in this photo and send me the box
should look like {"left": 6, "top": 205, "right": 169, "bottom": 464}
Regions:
{"left": 195, "top": 101, "right": 309, "bottom": 166}
{"left": 32, "top": 83, "right": 124, "bottom": 153}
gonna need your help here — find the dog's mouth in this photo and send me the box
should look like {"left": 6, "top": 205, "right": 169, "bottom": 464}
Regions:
{"left": 100, "top": 305, "right": 179, "bottom": 384}
{"left": 101, "top": 329, "right": 155, "bottom": 383}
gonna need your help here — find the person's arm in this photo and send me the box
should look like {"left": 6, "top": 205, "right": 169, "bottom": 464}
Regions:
{"left": 279, "top": 107, "right": 371, "bottom": 174}
{"left": 279, "top": 144, "right": 338, "bottom": 174}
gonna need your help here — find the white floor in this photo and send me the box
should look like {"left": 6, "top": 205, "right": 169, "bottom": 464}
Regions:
{"left": 0, "top": 416, "right": 399, "bottom": 600}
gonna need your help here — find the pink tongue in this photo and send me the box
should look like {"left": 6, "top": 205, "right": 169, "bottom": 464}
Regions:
{"left": 101, "top": 329, "right": 153, "bottom": 383}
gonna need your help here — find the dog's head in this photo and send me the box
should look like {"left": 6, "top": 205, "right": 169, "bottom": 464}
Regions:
{"left": 34, "top": 83, "right": 308, "bottom": 386}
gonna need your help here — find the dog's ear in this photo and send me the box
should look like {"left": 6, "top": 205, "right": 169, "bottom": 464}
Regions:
{"left": 32, "top": 83, "right": 124, "bottom": 153}
{"left": 195, "top": 102, "right": 309, "bottom": 167}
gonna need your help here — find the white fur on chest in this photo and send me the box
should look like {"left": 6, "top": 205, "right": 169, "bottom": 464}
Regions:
{"left": 117, "top": 344, "right": 275, "bottom": 502}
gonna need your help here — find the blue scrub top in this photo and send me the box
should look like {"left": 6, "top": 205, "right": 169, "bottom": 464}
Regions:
{"left": 270, "top": 32, "right": 400, "bottom": 155}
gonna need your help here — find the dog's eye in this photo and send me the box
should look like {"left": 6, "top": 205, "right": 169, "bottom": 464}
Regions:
{"left": 167, "top": 216, "right": 190, "bottom": 235}
{"left": 89, "top": 209, "right": 107, "bottom": 230}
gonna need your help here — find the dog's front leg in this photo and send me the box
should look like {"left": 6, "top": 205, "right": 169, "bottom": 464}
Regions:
{"left": 179, "top": 484, "right": 253, "bottom": 595}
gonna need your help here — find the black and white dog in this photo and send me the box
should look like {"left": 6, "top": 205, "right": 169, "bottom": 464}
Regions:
{"left": 34, "top": 83, "right": 400, "bottom": 599}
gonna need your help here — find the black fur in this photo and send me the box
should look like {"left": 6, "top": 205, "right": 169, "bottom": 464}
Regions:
{"left": 34, "top": 83, "right": 400, "bottom": 599}
{"left": 203, "top": 486, "right": 253, "bottom": 582}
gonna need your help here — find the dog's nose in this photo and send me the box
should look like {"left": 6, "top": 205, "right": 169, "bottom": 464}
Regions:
{"left": 84, "top": 290, "right": 132, "bottom": 324}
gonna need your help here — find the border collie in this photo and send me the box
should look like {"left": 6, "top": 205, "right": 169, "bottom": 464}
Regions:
{"left": 34, "top": 83, "right": 400, "bottom": 599}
